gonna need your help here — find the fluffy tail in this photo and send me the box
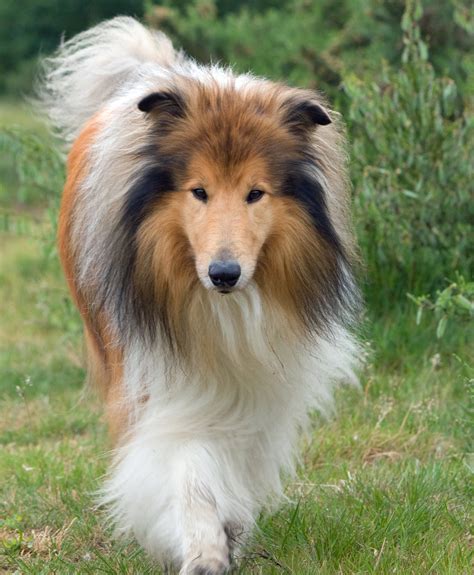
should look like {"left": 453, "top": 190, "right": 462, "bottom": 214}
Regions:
{"left": 37, "top": 17, "right": 177, "bottom": 145}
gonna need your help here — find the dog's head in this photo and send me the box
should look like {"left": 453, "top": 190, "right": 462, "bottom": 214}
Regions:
{"left": 106, "top": 80, "right": 355, "bottom": 348}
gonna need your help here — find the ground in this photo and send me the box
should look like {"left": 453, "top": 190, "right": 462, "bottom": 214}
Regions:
{"left": 0, "top": 102, "right": 472, "bottom": 574}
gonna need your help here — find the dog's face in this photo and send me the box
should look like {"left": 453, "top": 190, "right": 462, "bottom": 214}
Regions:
{"left": 181, "top": 153, "right": 275, "bottom": 293}
{"left": 136, "top": 84, "right": 334, "bottom": 297}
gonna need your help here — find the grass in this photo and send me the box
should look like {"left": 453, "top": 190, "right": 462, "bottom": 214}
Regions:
{"left": 1, "top": 104, "right": 472, "bottom": 574}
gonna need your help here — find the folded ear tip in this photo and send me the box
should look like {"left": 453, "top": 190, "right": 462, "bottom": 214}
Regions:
{"left": 284, "top": 98, "right": 332, "bottom": 133}
{"left": 308, "top": 103, "right": 332, "bottom": 126}
{"left": 318, "top": 112, "right": 332, "bottom": 125}
{"left": 138, "top": 93, "right": 165, "bottom": 113}
{"left": 137, "top": 99, "right": 149, "bottom": 112}
{"left": 137, "top": 91, "right": 185, "bottom": 118}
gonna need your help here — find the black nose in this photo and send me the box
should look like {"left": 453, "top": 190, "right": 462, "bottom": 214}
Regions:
{"left": 208, "top": 260, "right": 241, "bottom": 288}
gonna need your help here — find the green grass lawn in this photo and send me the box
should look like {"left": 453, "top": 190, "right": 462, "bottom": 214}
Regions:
{"left": 1, "top": 107, "right": 472, "bottom": 574}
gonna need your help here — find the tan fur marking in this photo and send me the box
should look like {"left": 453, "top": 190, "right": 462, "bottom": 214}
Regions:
{"left": 135, "top": 195, "right": 200, "bottom": 352}
{"left": 59, "top": 118, "right": 127, "bottom": 439}
{"left": 256, "top": 199, "right": 339, "bottom": 330}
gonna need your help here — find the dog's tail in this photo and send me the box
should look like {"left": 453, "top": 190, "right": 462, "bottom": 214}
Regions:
{"left": 37, "top": 17, "right": 178, "bottom": 145}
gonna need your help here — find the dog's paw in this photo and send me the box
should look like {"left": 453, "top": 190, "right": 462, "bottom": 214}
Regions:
{"left": 181, "top": 548, "right": 231, "bottom": 575}
{"left": 187, "top": 559, "right": 229, "bottom": 575}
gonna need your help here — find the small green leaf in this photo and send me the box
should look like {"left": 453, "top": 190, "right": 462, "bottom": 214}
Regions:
{"left": 414, "top": 2, "right": 423, "bottom": 21}
{"left": 402, "top": 189, "right": 419, "bottom": 199}
{"left": 416, "top": 306, "right": 423, "bottom": 325}
{"left": 419, "top": 40, "right": 428, "bottom": 61}
{"left": 436, "top": 316, "right": 448, "bottom": 338}
{"left": 401, "top": 11, "right": 411, "bottom": 32}
{"left": 454, "top": 295, "right": 473, "bottom": 313}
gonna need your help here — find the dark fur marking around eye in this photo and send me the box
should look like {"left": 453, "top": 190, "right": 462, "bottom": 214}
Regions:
{"left": 283, "top": 161, "right": 341, "bottom": 252}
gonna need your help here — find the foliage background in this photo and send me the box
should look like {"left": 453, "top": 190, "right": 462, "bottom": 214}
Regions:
{"left": 2, "top": 0, "right": 472, "bottom": 302}
{"left": 0, "top": 0, "right": 473, "bottom": 573}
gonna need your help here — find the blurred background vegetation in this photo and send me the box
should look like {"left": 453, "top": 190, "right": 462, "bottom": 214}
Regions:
{"left": 1, "top": 1, "right": 473, "bottom": 572}
{"left": 1, "top": 0, "right": 473, "bottom": 101}
{"left": 1, "top": 0, "right": 472, "bottom": 310}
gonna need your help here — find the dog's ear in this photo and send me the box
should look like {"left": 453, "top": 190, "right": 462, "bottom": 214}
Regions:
{"left": 283, "top": 98, "right": 332, "bottom": 135}
{"left": 138, "top": 91, "right": 186, "bottom": 119}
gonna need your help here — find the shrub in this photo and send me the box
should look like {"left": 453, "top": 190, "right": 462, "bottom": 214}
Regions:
{"left": 0, "top": 125, "right": 63, "bottom": 261}
{"left": 0, "top": 126, "right": 63, "bottom": 206}
{"left": 346, "top": 0, "right": 473, "bottom": 311}
{"left": 145, "top": 0, "right": 473, "bottom": 110}
{"left": 0, "top": 0, "right": 144, "bottom": 96}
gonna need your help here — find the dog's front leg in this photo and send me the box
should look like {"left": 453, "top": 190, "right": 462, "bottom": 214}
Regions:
{"left": 103, "top": 430, "right": 244, "bottom": 574}
{"left": 178, "top": 460, "right": 231, "bottom": 575}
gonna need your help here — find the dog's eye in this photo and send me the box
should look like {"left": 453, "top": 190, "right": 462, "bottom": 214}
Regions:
{"left": 192, "top": 188, "right": 208, "bottom": 202}
{"left": 246, "top": 189, "right": 265, "bottom": 204}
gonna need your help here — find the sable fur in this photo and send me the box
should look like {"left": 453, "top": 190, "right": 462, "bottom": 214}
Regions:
{"left": 39, "top": 16, "right": 361, "bottom": 574}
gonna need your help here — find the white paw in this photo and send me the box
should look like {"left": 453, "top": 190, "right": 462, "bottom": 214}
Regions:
{"left": 185, "top": 560, "right": 229, "bottom": 575}
{"left": 181, "top": 545, "right": 231, "bottom": 575}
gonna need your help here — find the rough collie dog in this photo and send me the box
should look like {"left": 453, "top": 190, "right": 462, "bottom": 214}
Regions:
{"left": 39, "top": 17, "right": 360, "bottom": 574}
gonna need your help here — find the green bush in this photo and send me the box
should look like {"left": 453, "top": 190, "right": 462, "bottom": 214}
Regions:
{"left": 146, "top": 0, "right": 348, "bottom": 95}
{"left": 0, "top": 125, "right": 63, "bottom": 263}
{"left": 346, "top": 0, "right": 473, "bottom": 311}
{"left": 0, "top": 126, "right": 63, "bottom": 207}
{"left": 0, "top": 0, "right": 144, "bottom": 96}
{"left": 145, "top": 0, "right": 473, "bottom": 110}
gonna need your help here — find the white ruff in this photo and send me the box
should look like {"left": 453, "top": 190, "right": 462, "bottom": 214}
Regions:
{"left": 100, "top": 286, "right": 359, "bottom": 564}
